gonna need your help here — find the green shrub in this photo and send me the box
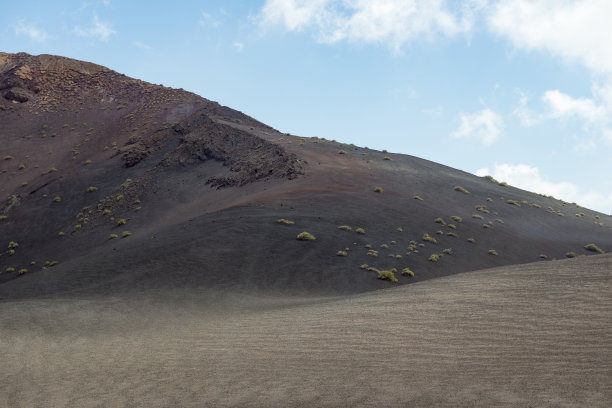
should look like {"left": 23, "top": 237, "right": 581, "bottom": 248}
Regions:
{"left": 423, "top": 233, "right": 437, "bottom": 244}
{"left": 364, "top": 244, "right": 372, "bottom": 249}
{"left": 499, "top": 181, "right": 508, "bottom": 187}
{"left": 488, "top": 249, "right": 498, "bottom": 256}
{"left": 442, "top": 248, "right": 453, "bottom": 255}
{"left": 413, "top": 195, "right": 423, "bottom": 201}
{"left": 434, "top": 217, "right": 446, "bottom": 225}
{"left": 495, "top": 219, "right": 504, "bottom": 223}
{"left": 472, "top": 214, "right": 483, "bottom": 219}
{"left": 367, "top": 249, "right": 379, "bottom": 257}
{"left": 451, "top": 216, "right": 462, "bottom": 223}
{"left": 507, "top": 200, "right": 521, "bottom": 207}
{"left": 377, "top": 270, "right": 398, "bottom": 282}
{"left": 6, "top": 267, "right": 15, "bottom": 273}
{"left": 0, "top": 215, "right": 7, "bottom": 221}
{"left": 117, "top": 218, "right": 127, "bottom": 226}
{"left": 109, "top": 234, "right": 119, "bottom": 239}
{"left": 482, "top": 224, "right": 490, "bottom": 229}
{"left": 116, "top": 195, "right": 124, "bottom": 201}
{"left": 297, "top": 231, "right": 316, "bottom": 241}
{"left": 476, "top": 205, "right": 490, "bottom": 213}
{"left": 360, "top": 264, "right": 369, "bottom": 269}
{"left": 337, "top": 250, "right": 348, "bottom": 256}
{"left": 447, "top": 224, "right": 457, "bottom": 229}
{"left": 484, "top": 175, "right": 498, "bottom": 183}
{"left": 401, "top": 268, "right": 415, "bottom": 277}
{"left": 8, "top": 241, "right": 19, "bottom": 249}
{"left": 565, "top": 251, "right": 577, "bottom": 258}
{"left": 454, "top": 186, "right": 470, "bottom": 194}
{"left": 277, "top": 218, "right": 295, "bottom": 225}
{"left": 390, "top": 240, "right": 397, "bottom": 245}
{"left": 355, "top": 228, "right": 366, "bottom": 235}
{"left": 428, "top": 254, "right": 440, "bottom": 262}
{"left": 435, "top": 230, "right": 443, "bottom": 235}
{"left": 380, "top": 244, "right": 389, "bottom": 249}
{"left": 539, "top": 254, "right": 548, "bottom": 259}
{"left": 53, "top": 196, "right": 62, "bottom": 203}
{"left": 396, "top": 227, "right": 403, "bottom": 232}
{"left": 74, "top": 224, "right": 82, "bottom": 231}
{"left": 374, "top": 186, "right": 384, "bottom": 193}
{"left": 467, "top": 238, "right": 475, "bottom": 243}
{"left": 383, "top": 156, "right": 392, "bottom": 161}
{"left": 446, "top": 232, "right": 458, "bottom": 238}
{"left": 338, "top": 150, "right": 347, "bottom": 154}
{"left": 103, "top": 209, "right": 111, "bottom": 215}
{"left": 44, "top": 260, "right": 59, "bottom": 267}
{"left": 122, "top": 231, "right": 132, "bottom": 238}
{"left": 18, "top": 163, "right": 25, "bottom": 170}
{"left": 87, "top": 186, "right": 98, "bottom": 192}
{"left": 18, "top": 268, "right": 27, "bottom": 275}
{"left": 4, "top": 155, "right": 14, "bottom": 160}
{"left": 338, "top": 225, "right": 352, "bottom": 231}
{"left": 584, "top": 243, "right": 604, "bottom": 254}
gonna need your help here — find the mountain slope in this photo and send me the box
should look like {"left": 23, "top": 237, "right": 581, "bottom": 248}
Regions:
{"left": 1, "top": 52, "right": 611, "bottom": 299}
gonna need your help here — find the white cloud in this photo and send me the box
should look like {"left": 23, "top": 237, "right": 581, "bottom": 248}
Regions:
{"left": 233, "top": 41, "right": 244, "bottom": 51}
{"left": 258, "top": 0, "right": 485, "bottom": 52}
{"left": 14, "top": 20, "right": 48, "bottom": 42}
{"left": 74, "top": 16, "right": 116, "bottom": 41}
{"left": 451, "top": 108, "right": 502, "bottom": 145}
{"left": 132, "top": 41, "right": 152, "bottom": 51}
{"left": 488, "top": 0, "right": 612, "bottom": 75}
{"left": 475, "top": 163, "right": 612, "bottom": 214}
{"left": 543, "top": 89, "right": 607, "bottom": 124}
{"left": 198, "top": 11, "right": 222, "bottom": 28}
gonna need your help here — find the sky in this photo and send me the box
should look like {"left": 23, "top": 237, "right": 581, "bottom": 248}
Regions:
{"left": 2, "top": 0, "right": 612, "bottom": 214}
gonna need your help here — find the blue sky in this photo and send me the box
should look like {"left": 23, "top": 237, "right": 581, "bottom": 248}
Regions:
{"left": 2, "top": 0, "right": 612, "bottom": 214}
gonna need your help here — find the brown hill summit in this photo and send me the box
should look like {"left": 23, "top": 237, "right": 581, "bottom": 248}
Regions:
{"left": 1, "top": 52, "right": 611, "bottom": 299}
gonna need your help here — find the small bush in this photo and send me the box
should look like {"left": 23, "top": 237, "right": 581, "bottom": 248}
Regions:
{"left": 476, "top": 205, "right": 490, "bottom": 213}
{"left": 467, "top": 238, "right": 475, "bottom": 243}
{"left": 44, "top": 260, "right": 59, "bottom": 267}
{"left": 4, "top": 155, "right": 14, "bottom": 160}
{"left": 472, "top": 214, "right": 483, "bottom": 219}
{"left": 539, "top": 254, "right": 548, "bottom": 259}
{"left": 488, "top": 249, "right": 498, "bottom": 256}
{"left": 484, "top": 175, "right": 498, "bottom": 183}
{"left": 499, "top": 181, "right": 508, "bottom": 187}
{"left": 413, "top": 195, "right": 423, "bottom": 201}
{"left": 396, "top": 227, "right": 403, "bottom": 232}
{"left": 18, "top": 268, "right": 28, "bottom": 275}
{"left": 116, "top": 195, "right": 124, "bottom": 201}
{"left": 277, "top": 218, "right": 295, "bottom": 225}
{"left": 442, "top": 248, "right": 453, "bottom": 255}
{"left": 367, "top": 249, "right": 379, "bottom": 257}
{"left": 338, "top": 150, "right": 347, "bottom": 155}
{"left": 390, "top": 240, "right": 397, "bottom": 245}
{"left": 117, "top": 219, "right": 127, "bottom": 226}
{"left": 0, "top": 215, "right": 7, "bottom": 221}
{"left": 428, "top": 254, "right": 440, "bottom": 262}
{"left": 507, "top": 200, "right": 521, "bottom": 207}
{"left": 364, "top": 244, "right": 372, "bottom": 249}
{"left": 401, "top": 268, "right": 415, "bottom": 277}
{"left": 446, "top": 232, "right": 458, "bottom": 238}
{"left": 360, "top": 264, "right": 369, "bottom": 269}
{"left": 495, "top": 219, "right": 504, "bottom": 224}
{"left": 338, "top": 225, "right": 352, "bottom": 231}
{"left": 482, "top": 224, "right": 490, "bottom": 229}
{"left": 423, "top": 233, "right": 437, "bottom": 244}
{"left": 337, "top": 250, "right": 348, "bottom": 256}
{"left": 87, "top": 186, "right": 98, "bottom": 192}
{"left": 103, "top": 209, "right": 111, "bottom": 215}
{"left": 374, "top": 186, "right": 384, "bottom": 193}
{"left": 566, "top": 251, "right": 577, "bottom": 258}
{"left": 6, "top": 267, "right": 15, "bottom": 273}
{"left": 122, "top": 231, "right": 132, "bottom": 238}
{"left": 454, "top": 186, "right": 470, "bottom": 194}
{"left": 355, "top": 228, "right": 366, "bottom": 235}
{"left": 377, "top": 270, "right": 398, "bottom": 282}
{"left": 297, "top": 231, "right": 316, "bottom": 241}
{"left": 447, "top": 224, "right": 457, "bottom": 229}
{"left": 380, "top": 244, "right": 389, "bottom": 249}
{"left": 8, "top": 241, "right": 19, "bottom": 249}
{"left": 383, "top": 156, "right": 392, "bottom": 161}
{"left": 53, "top": 196, "right": 62, "bottom": 203}
{"left": 74, "top": 224, "right": 81, "bottom": 231}
{"left": 109, "top": 234, "right": 118, "bottom": 239}
{"left": 584, "top": 243, "right": 604, "bottom": 254}
{"left": 436, "top": 230, "right": 443, "bottom": 235}
{"left": 58, "top": 232, "right": 64, "bottom": 236}
{"left": 451, "top": 216, "right": 462, "bottom": 223}
{"left": 434, "top": 217, "right": 446, "bottom": 225}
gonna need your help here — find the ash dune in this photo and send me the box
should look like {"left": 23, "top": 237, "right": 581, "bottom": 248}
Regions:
{"left": 1, "top": 254, "right": 610, "bottom": 407}
{"left": 1, "top": 53, "right": 612, "bottom": 407}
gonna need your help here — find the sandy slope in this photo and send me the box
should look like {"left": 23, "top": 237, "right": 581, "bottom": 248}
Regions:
{"left": 1, "top": 254, "right": 610, "bottom": 408}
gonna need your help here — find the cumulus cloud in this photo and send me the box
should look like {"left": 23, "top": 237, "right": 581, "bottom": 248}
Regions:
{"left": 451, "top": 108, "right": 503, "bottom": 145}
{"left": 198, "top": 11, "right": 222, "bottom": 28}
{"left": 74, "top": 16, "right": 116, "bottom": 41}
{"left": 258, "top": 0, "right": 485, "bottom": 52}
{"left": 14, "top": 20, "right": 48, "bottom": 42}
{"left": 475, "top": 163, "right": 612, "bottom": 214}
{"left": 488, "top": 0, "right": 612, "bottom": 75}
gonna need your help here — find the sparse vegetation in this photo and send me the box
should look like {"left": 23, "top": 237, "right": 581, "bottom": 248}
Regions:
{"left": 396, "top": 227, "right": 403, "bottom": 232}
{"left": 337, "top": 250, "right": 348, "bottom": 256}
{"left": 428, "top": 254, "right": 440, "bottom": 262}
{"left": 434, "top": 218, "right": 446, "bottom": 225}
{"left": 413, "top": 195, "right": 423, "bottom": 201}
{"left": 566, "top": 252, "right": 577, "bottom": 258}
{"left": 367, "top": 249, "right": 379, "bottom": 257}
{"left": 422, "top": 233, "right": 437, "bottom": 244}
{"left": 539, "top": 254, "right": 548, "bottom": 259}
{"left": 447, "top": 224, "right": 457, "bottom": 229}
{"left": 383, "top": 156, "right": 392, "bottom": 161}
{"left": 122, "top": 231, "right": 132, "bottom": 238}
{"left": 277, "top": 219, "right": 295, "bottom": 225}
{"left": 297, "top": 231, "right": 316, "bottom": 241}
{"left": 507, "top": 200, "right": 521, "bottom": 207}
{"left": 117, "top": 218, "right": 127, "bottom": 226}
{"left": 53, "top": 196, "right": 62, "bottom": 203}
{"left": 4, "top": 155, "right": 14, "bottom": 160}
{"left": 377, "top": 269, "right": 398, "bottom": 282}
{"left": 87, "top": 186, "right": 98, "bottom": 192}
{"left": 355, "top": 228, "right": 366, "bottom": 235}
{"left": 488, "top": 249, "right": 498, "bottom": 256}
{"left": 584, "top": 243, "right": 604, "bottom": 254}
{"left": 401, "top": 268, "right": 415, "bottom": 277}
{"left": 446, "top": 232, "right": 458, "bottom": 238}
{"left": 472, "top": 214, "right": 483, "bottom": 219}
{"left": 467, "top": 238, "right": 475, "bottom": 243}
{"left": 338, "top": 225, "right": 352, "bottom": 231}
{"left": 109, "top": 234, "right": 119, "bottom": 239}
{"left": 484, "top": 175, "right": 498, "bottom": 183}
{"left": 338, "top": 150, "right": 347, "bottom": 155}
{"left": 454, "top": 186, "right": 470, "bottom": 194}
{"left": 482, "top": 224, "right": 490, "bottom": 229}
{"left": 451, "top": 216, "right": 462, "bottom": 223}
{"left": 18, "top": 268, "right": 27, "bottom": 275}
{"left": 374, "top": 186, "right": 384, "bottom": 193}
{"left": 442, "top": 248, "right": 453, "bottom": 255}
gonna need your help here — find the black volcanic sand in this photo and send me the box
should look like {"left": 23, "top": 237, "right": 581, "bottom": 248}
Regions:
{"left": 1, "top": 254, "right": 611, "bottom": 407}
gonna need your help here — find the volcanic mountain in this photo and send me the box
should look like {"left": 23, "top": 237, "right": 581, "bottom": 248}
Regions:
{"left": 1, "top": 53, "right": 611, "bottom": 407}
